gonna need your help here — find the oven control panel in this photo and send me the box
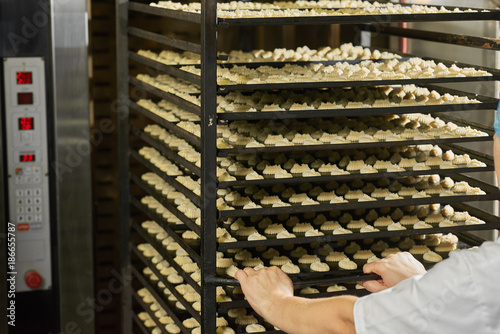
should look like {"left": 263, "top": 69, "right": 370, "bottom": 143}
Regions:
{"left": 3, "top": 57, "right": 52, "bottom": 292}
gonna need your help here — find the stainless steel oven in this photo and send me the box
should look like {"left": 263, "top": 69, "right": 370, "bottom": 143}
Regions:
{"left": 0, "top": 1, "right": 94, "bottom": 333}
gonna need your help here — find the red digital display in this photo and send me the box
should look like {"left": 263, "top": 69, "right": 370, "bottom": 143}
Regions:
{"left": 18, "top": 117, "right": 34, "bottom": 131}
{"left": 17, "top": 71, "right": 32, "bottom": 85}
{"left": 19, "top": 154, "right": 36, "bottom": 162}
{"left": 17, "top": 92, "right": 33, "bottom": 105}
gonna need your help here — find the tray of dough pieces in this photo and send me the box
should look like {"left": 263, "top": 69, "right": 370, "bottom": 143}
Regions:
{"left": 139, "top": 1, "right": 500, "bottom": 26}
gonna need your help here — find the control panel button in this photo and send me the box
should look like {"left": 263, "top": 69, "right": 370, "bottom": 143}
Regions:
{"left": 25, "top": 270, "right": 43, "bottom": 289}
{"left": 17, "top": 223, "right": 30, "bottom": 231}
{"left": 34, "top": 188, "right": 42, "bottom": 196}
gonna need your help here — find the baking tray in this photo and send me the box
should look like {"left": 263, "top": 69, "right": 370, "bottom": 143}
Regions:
{"left": 130, "top": 125, "right": 201, "bottom": 177}
{"left": 216, "top": 5, "right": 500, "bottom": 27}
{"left": 217, "top": 203, "right": 500, "bottom": 251}
{"left": 218, "top": 144, "right": 494, "bottom": 188}
{"left": 129, "top": 76, "right": 201, "bottom": 116}
{"left": 216, "top": 62, "right": 500, "bottom": 93}
{"left": 129, "top": 1, "right": 201, "bottom": 24}
{"left": 132, "top": 246, "right": 201, "bottom": 322}
{"left": 131, "top": 173, "right": 201, "bottom": 234}
{"left": 131, "top": 149, "right": 201, "bottom": 206}
{"left": 218, "top": 174, "right": 500, "bottom": 219}
{"left": 131, "top": 196, "right": 201, "bottom": 262}
{"left": 216, "top": 85, "right": 498, "bottom": 121}
{"left": 131, "top": 266, "right": 192, "bottom": 334}
{"left": 131, "top": 219, "right": 201, "bottom": 293}
{"left": 129, "top": 101, "right": 201, "bottom": 147}
{"left": 129, "top": 51, "right": 202, "bottom": 86}
{"left": 131, "top": 1, "right": 500, "bottom": 28}
{"left": 217, "top": 135, "right": 492, "bottom": 156}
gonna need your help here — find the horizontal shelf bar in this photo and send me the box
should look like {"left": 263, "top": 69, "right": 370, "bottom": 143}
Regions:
{"left": 360, "top": 24, "right": 500, "bottom": 51}
{"left": 218, "top": 167, "right": 493, "bottom": 189}
{"left": 209, "top": 271, "right": 380, "bottom": 287}
{"left": 131, "top": 266, "right": 192, "bottom": 334}
{"left": 129, "top": 2, "right": 201, "bottom": 24}
{"left": 128, "top": 27, "right": 201, "bottom": 55}
{"left": 217, "top": 218, "right": 500, "bottom": 251}
{"left": 129, "top": 76, "right": 201, "bottom": 116}
{"left": 131, "top": 173, "right": 202, "bottom": 235}
{"left": 131, "top": 150, "right": 201, "bottom": 207}
{"left": 130, "top": 101, "right": 201, "bottom": 148}
{"left": 129, "top": 52, "right": 202, "bottom": 86}
{"left": 217, "top": 74, "right": 499, "bottom": 92}
{"left": 217, "top": 288, "right": 371, "bottom": 310}
{"left": 217, "top": 10, "right": 500, "bottom": 27}
{"left": 217, "top": 135, "right": 492, "bottom": 155}
{"left": 130, "top": 125, "right": 201, "bottom": 177}
{"left": 131, "top": 196, "right": 202, "bottom": 263}
{"left": 131, "top": 220, "right": 202, "bottom": 293}
{"left": 217, "top": 102, "right": 494, "bottom": 121}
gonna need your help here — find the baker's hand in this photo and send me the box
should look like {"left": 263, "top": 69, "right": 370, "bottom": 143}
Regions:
{"left": 358, "top": 252, "right": 426, "bottom": 293}
{"left": 235, "top": 266, "right": 294, "bottom": 319}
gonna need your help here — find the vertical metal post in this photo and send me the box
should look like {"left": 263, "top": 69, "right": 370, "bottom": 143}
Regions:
{"left": 201, "top": 0, "right": 218, "bottom": 332}
{"left": 116, "top": 0, "right": 132, "bottom": 333}
{"left": 51, "top": 0, "right": 94, "bottom": 331}
{"left": 0, "top": 63, "right": 8, "bottom": 334}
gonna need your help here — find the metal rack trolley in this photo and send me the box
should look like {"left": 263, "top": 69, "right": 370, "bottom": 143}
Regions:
{"left": 117, "top": 1, "right": 500, "bottom": 333}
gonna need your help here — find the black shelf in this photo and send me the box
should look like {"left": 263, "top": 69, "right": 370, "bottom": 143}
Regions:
{"left": 130, "top": 149, "right": 201, "bottom": 207}
{"left": 132, "top": 266, "right": 191, "bottom": 334}
{"left": 132, "top": 245, "right": 201, "bottom": 322}
{"left": 217, "top": 9, "right": 500, "bottom": 27}
{"left": 131, "top": 173, "right": 201, "bottom": 236}
{"left": 131, "top": 220, "right": 202, "bottom": 294}
{"left": 217, "top": 135, "right": 492, "bottom": 156}
{"left": 132, "top": 196, "right": 201, "bottom": 263}
{"left": 217, "top": 204, "right": 500, "bottom": 251}
{"left": 131, "top": 125, "right": 201, "bottom": 177}
{"left": 217, "top": 74, "right": 499, "bottom": 92}
{"left": 129, "top": 76, "right": 201, "bottom": 116}
{"left": 218, "top": 174, "right": 500, "bottom": 219}
{"left": 129, "top": 2, "right": 201, "bottom": 24}
{"left": 129, "top": 51, "right": 202, "bottom": 86}
{"left": 129, "top": 101, "right": 201, "bottom": 148}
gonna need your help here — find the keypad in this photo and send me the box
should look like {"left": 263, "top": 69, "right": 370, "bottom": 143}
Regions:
{"left": 15, "top": 171, "right": 43, "bottom": 226}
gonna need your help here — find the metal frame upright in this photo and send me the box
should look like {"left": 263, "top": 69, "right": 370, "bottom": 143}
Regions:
{"left": 200, "top": 0, "right": 219, "bottom": 331}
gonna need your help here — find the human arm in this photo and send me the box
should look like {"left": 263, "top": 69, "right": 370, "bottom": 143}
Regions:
{"left": 358, "top": 252, "right": 427, "bottom": 292}
{"left": 235, "top": 266, "right": 357, "bottom": 334}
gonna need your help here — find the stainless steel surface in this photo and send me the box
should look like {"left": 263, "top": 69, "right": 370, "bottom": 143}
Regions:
{"left": 51, "top": 0, "right": 94, "bottom": 331}
{"left": 403, "top": 0, "right": 499, "bottom": 241}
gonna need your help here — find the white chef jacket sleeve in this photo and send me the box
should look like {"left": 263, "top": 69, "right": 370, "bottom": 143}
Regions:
{"left": 353, "top": 238, "right": 500, "bottom": 334}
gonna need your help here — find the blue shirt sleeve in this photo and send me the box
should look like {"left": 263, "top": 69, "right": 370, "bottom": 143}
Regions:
{"left": 353, "top": 238, "right": 500, "bottom": 334}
